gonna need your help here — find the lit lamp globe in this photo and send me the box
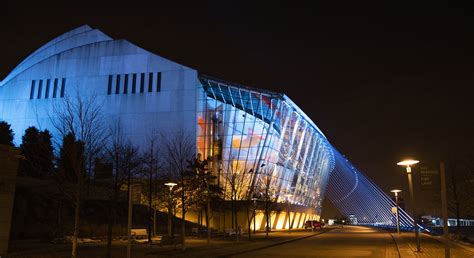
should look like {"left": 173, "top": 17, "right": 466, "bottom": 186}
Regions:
{"left": 164, "top": 182, "right": 177, "bottom": 190}
{"left": 390, "top": 189, "right": 402, "bottom": 196}
{"left": 396, "top": 159, "right": 419, "bottom": 173}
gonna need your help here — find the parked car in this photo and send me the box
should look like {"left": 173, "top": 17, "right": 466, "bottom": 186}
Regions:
{"left": 304, "top": 220, "right": 323, "bottom": 229}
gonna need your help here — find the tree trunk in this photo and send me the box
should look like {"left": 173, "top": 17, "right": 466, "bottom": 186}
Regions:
{"left": 455, "top": 202, "right": 461, "bottom": 237}
{"left": 71, "top": 182, "right": 81, "bottom": 258}
{"left": 231, "top": 198, "right": 235, "bottom": 229}
{"left": 247, "top": 204, "right": 252, "bottom": 241}
{"left": 148, "top": 172, "right": 153, "bottom": 244}
{"left": 153, "top": 208, "right": 157, "bottom": 236}
{"left": 265, "top": 203, "right": 270, "bottom": 237}
{"left": 198, "top": 208, "right": 202, "bottom": 237}
{"left": 181, "top": 191, "right": 186, "bottom": 250}
{"left": 106, "top": 203, "right": 113, "bottom": 258}
{"left": 106, "top": 185, "right": 118, "bottom": 258}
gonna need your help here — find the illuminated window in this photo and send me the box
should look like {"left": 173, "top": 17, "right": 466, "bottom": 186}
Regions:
{"left": 124, "top": 74, "right": 129, "bottom": 94}
{"left": 132, "top": 73, "right": 137, "bottom": 93}
{"left": 37, "top": 80, "right": 43, "bottom": 99}
{"left": 156, "top": 72, "right": 161, "bottom": 92}
{"left": 60, "top": 78, "right": 66, "bottom": 97}
{"left": 107, "top": 75, "right": 112, "bottom": 95}
{"left": 148, "top": 72, "right": 153, "bottom": 92}
{"left": 115, "top": 75, "right": 121, "bottom": 94}
{"left": 29, "top": 80, "right": 36, "bottom": 99}
{"left": 53, "top": 78, "right": 58, "bottom": 98}
{"left": 140, "top": 73, "right": 145, "bottom": 93}
{"left": 45, "top": 79, "right": 50, "bottom": 98}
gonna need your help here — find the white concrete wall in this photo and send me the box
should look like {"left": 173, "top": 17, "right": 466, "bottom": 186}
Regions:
{"left": 0, "top": 29, "right": 198, "bottom": 149}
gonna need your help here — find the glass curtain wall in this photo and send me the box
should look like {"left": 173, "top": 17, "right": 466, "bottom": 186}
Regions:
{"left": 197, "top": 75, "right": 335, "bottom": 211}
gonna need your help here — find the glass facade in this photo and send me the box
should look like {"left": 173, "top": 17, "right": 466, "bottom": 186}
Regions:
{"left": 197, "top": 75, "right": 335, "bottom": 211}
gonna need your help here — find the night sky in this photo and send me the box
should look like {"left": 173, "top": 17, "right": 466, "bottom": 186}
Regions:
{"left": 3, "top": 1, "right": 474, "bottom": 217}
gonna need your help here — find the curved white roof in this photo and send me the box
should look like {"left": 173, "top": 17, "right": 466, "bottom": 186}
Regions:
{"left": 0, "top": 25, "right": 113, "bottom": 86}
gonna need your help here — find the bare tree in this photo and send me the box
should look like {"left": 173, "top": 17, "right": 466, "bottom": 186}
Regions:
{"left": 255, "top": 165, "right": 279, "bottom": 237}
{"left": 141, "top": 133, "right": 161, "bottom": 244}
{"left": 50, "top": 93, "right": 108, "bottom": 258}
{"left": 447, "top": 156, "right": 474, "bottom": 237}
{"left": 105, "top": 121, "right": 140, "bottom": 258}
{"left": 161, "top": 131, "right": 195, "bottom": 250}
{"left": 222, "top": 164, "right": 254, "bottom": 240}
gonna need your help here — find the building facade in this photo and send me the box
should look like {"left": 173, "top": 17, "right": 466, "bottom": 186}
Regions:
{"left": 0, "top": 25, "right": 335, "bottom": 229}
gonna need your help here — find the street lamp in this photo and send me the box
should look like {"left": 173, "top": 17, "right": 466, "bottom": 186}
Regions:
{"left": 164, "top": 182, "right": 177, "bottom": 237}
{"left": 397, "top": 159, "right": 421, "bottom": 252}
{"left": 284, "top": 194, "right": 293, "bottom": 234}
{"left": 390, "top": 189, "right": 402, "bottom": 234}
{"left": 251, "top": 197, "right": 258, "bottom": 235}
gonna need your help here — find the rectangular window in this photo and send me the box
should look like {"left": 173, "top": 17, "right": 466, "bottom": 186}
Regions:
{"left": 37, "top": 80, "right": 43, "bottom": 99}
{"left": 53, "top": 78, "right": 58, "bottom": 98}
{"left": 29, "top": 80, "right": 36, "bottom": 99}
{"left": 140, "top": 73, "right": 145, "bottom": 93}
{"left": 156, "top": 72, "right": 161, "bottom": 92}
{"left": 132, "top": 73, "right": 137, "bottom": 93}
{"left": 148, "top": 72, "right": 153, "bottom": 92}
{"left": 45, "top": 79, "right": 50, "bottom": 98}
{"left": 115, "top": 75, "right": 121, "bottom": 94}
{"left": 107, "top": 75, "right": 112, "bottom": 95}
{"left": 124, "top": 74, "right": 129, "bottom": 94}
{"left": 60, "top": 78, "right": 66, "bottom": 97}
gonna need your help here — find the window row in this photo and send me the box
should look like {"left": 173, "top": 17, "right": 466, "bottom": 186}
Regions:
{"left": 29, "top": 78, "right": 66, "bottom": 99}
{"left": 107, "top": 72, "right": 161, "bottom": 95}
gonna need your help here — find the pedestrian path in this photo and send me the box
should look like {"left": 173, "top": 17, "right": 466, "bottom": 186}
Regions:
{"left": 391, "top": 232, "right": 474, "bottom": 257}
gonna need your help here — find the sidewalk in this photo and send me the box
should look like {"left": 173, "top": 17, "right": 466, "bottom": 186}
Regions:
{"left": 149, "top": 228, "right": 331, "bottom": 257}
{"left": 391, "top": 232, "right": 474, "bottom": 257}
{"left": 7, "top": 228, "right": 332, "bottom": 258}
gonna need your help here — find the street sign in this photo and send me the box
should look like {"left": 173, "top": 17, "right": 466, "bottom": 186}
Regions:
{"left": 420, "top": 164, "right": 440, "bottom": 191}
{"left": 391, "top": 207, "right": 398, "bottom": 214}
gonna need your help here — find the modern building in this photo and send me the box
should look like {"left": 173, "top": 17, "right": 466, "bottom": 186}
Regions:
{"left": 3, "top": 25, "right": 405, "bottom": 232}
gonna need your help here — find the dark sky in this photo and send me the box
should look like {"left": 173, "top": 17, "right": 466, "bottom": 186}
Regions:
{"left": 3, "top": 1, "right": 474, "bottom": 217}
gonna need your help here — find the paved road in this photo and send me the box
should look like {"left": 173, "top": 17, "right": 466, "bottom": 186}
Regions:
{"left": 233, "top": 226, "right": 400, "bottom": 257}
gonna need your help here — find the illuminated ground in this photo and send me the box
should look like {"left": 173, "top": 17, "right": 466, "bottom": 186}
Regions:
{"left": 233, "top": 226, "right": 474, "bottom": 258}
{"left": 7, "top": 226, "right": 474, "bottom": 257}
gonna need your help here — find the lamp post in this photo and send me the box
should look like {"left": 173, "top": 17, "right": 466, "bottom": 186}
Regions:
{"left": 397, "top": 159, "right": 421, "bottom": 252}
{"left": 164, "top": 182, "right": 177, "bottom": 238}
{"left": 251, "top": 197, "right": 258, "bottom": 235}
{"left": 284, "top": 194, "right": 293, "bottom": 234}
{"left": 390, "top": 189, "right": 402, "bottom": 234}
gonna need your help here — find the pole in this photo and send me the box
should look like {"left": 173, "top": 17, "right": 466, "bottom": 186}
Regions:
{"left": 395, "top": 193, "right": 400, "bottom": 234}
{"left": 153, "top": 208, "right": 157, "bottom": 237}
{"left": 127, "top": 184, "right": 133, "bottom": 258}
{"left": 168, "top": 188, "right": 172, "bottom": 237}
{"left": 407, "top": 168, "right": 421, "bottom": 252}
{"left": 440, "top": 162, "right": 450, "bottom": 258}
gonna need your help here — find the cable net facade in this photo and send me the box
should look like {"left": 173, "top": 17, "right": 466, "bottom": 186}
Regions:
{"left": 325, "top": 148, "right": 415, "bottom": 229}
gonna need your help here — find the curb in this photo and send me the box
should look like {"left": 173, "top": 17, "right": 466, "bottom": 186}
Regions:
{"left": 222, "top": 229, "right": 333, "bottom": 257}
